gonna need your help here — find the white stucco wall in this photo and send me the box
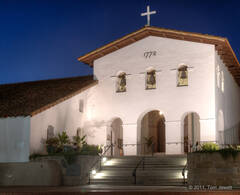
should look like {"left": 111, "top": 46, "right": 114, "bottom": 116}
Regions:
{"left": 86, "top": 36, "right": 216, "bottom": 154}
{"left": 0, "top": 117, "right": 30, "bottom": 162}
{"left": 215, "top": 51, "right": 240, "bottom": 143}
{"left": 29, "top": 87, "right": 101, "bottom": 154}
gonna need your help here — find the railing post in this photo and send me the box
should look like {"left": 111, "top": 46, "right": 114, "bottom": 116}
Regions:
{"left": 111, "top": 143, "right": 113, "bottom": 156}
{"left": 151, "top": 143, "right": 154, "bottom": 156}
{"left": 134, "top": 173, "right": 136, "bottom": 185}
{"left": 142, "top": 157, "right": 144, "bottom": 170}
{"left": 88, "top": 171, "right": 91, "bottom": 184}
{"left": 144, "top": 144, "right": 145, "bottom": 155}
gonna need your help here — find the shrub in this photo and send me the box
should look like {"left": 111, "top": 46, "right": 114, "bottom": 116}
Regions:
{"left": 46, "top": 137, "right": 59, "bottom": 154}
{"left": 200, "top": 142, "right": 219, "bottom": 152}
{"left": 46, "top": 137, "right": 59, "bottom": 146}
{"left": 72, "top": 135, "right": 86, "bottom": 150}
{"left": 29, "top": 153, "right": 47, "bottom": 160}
{"left": 219, "top": 147, "right": 238, "bottom": 159}
{"left": 80, "top": 144, "right": 102, "bottom": 155}
{"left": 195, "top": 143, "right": 240, "bottom": 159}
{"left": 144, "top": 136, "right": 154, "bottom": 148}
{"left": 58, "top": 131, "right": 71, "bottom": 151}
{"left": 235, "top": 145, "right": 240, "bottom": 151}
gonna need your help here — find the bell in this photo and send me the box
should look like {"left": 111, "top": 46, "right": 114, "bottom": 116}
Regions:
{"left": 180, "top": 70, "right": 187, "bottom": 79}
{"left": 120, "top": 76, "right": 126, "bottom": 87}
{"left": 148, "top": 73, "right": 156, "bottom": 85}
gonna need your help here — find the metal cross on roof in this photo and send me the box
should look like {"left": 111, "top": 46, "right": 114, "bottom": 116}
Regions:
{"left": 141, "top": 5, "right": 156, "bottom": 26}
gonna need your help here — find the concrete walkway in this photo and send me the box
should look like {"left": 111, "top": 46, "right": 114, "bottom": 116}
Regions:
{"left": 0, "top": 185, "right": 239, "bottom": 194}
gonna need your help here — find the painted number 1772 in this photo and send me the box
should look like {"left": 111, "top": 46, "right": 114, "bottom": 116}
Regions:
{"left": 144, "top": 51, "right": 157, "bottom": 58}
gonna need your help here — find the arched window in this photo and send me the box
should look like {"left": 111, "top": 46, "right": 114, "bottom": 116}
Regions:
{"left": 216, "top": 65, "right": 220, "bottom": 89}
{"left": 77, "top": 128, "right": 82, "bottom": 137}
{"left": 116, "top": 72, "right": 126, "bottom": 92}
{"left": 47, "top": 125, "right": 54, "bottom": 140}
{"left": 146, "top": 69, "right": 156, "bottom": 89}
{"left": 177, "top": 65, "right": 188, "bottom": 86}
{"left": 79, "top": 99, "right": 84, "bottom": 113}
{"left": 221, "top": 71, "right": 224, "bottom": 92}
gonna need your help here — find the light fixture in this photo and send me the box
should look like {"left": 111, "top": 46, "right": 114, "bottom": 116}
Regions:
{"left": 159, "top": 111, "right": 163, "bottom": 115}
{"left": 102, "top": 157, "right": 107, "bottom": 162}
{"left": 93, "top": 172, "right": 105, "bottom": 179}
{"left": 104, "top": 160, "right": 114, "bottom": 166}
{"left": 91, "top": 169, "right": 96, "bottom": 175}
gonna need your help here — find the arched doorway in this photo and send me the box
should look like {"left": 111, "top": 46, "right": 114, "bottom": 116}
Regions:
{"left": 183, "top": 112, "right": 200, "bottom": 153}
{"left": 107, "top": 118, "right": 123, "bottom": 156}
{"left": 140, "top": 110, "right": 165, "bottom": 155}
{"left": 217, "top": 110, "right": 224, "bottom": 145}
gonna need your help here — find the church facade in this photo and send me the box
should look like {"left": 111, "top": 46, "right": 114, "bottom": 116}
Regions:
{"left": 1, "top": 26, "right": 240, "bottom": 162}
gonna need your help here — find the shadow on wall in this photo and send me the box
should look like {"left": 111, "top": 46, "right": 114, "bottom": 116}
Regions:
{"left": 83, "top": 120, "right": 106, "bottom": 139}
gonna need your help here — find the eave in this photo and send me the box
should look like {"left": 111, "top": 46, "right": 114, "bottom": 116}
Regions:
{"left": 78, "top": 26, "right": 240, "bottom": 86}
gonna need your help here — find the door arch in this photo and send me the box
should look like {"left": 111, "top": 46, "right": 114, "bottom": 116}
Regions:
{"left": 107, "top": 118, "right": 123, "bottom": 156}
{"left": 183, "top": 112, "right": 200, "bottom": 153}
{"left": 217, "top": 110, "right": 224, "bottom": 145}
{"left": 139, "top": 110, "right": 165, "bottom": 155}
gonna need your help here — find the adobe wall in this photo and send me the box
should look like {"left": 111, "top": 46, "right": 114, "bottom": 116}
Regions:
{"left": 30, "top": 87, "right": 99, "bottom": 155}
{"left": 87, "top": 36, "right": 216, "bottom": 154}
{"left": 188, "top": 153, "right": 240, "bottom": 187}
{"left": 0, "top": 160, "right": 62, "bottom": 186}
{"left": 0, "top": 155, "right": 100, "bottom": 186}
{"left": 0, "top": 117, "right": 30, "bottom": 162}
{"left": 215, "top": 51, "right": 240, "bottom": 143}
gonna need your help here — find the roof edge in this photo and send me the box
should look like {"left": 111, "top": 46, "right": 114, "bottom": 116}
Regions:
{"left": 30, "top": 80, "right": 98, "bottom": 117}
{"left": 77, "top": 26, "right": 227, "bottom": 66}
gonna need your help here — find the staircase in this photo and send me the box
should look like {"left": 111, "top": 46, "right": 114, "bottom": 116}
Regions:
{"left": 90, "top": 155, "right": 187, "bottom": 186}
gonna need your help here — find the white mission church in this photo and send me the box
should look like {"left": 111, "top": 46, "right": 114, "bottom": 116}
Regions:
{"left": 1, "top": 8, "right": 240, "bottom": 162}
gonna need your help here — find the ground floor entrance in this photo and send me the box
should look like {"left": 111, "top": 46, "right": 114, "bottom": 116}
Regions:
{"left": 105, "top": 111, "right": 205, "bottom": 156}
{"left": 183, "top": 112, "right": 200, "bottom": 153}
{"left": 139, "top": 110, "right": 166, "bottom": 155}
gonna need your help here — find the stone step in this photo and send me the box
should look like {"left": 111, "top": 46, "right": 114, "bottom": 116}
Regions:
{"left": 105, "top": 156, "right": 186, "bottom": 160}
{"left": 89, "top": 155, "right": 187, "bottom": 186}
{"left": 102, "top": 160, "right": 185, "bottom": 164}
{"left": 90, "top": 178, "right": 186, "bottom": 186}
{"left": 101, "top": 165, "right": 184, "bottom": 169}
{"left": 91, "top": 172, "right": 183, "bottom": 179}
{"left": 104, "top": 158, "right": 186, "bottom": 163}
{"left": 101, "top": 158, "right": 186, "bottom": 165}
{"left": 94, "top": 169, "right": 182, "bottom": 177}
{"left": 105, "top": 154, "right": 186, "bottom": 158}
{"left": 102, "top": 165, "right": 185, "bottom": 170}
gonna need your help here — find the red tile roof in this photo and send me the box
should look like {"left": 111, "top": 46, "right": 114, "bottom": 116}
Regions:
{"left": 0, "top": 75, "right": 97, "bottom": 117}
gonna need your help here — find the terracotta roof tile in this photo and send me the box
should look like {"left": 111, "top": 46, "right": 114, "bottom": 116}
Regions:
{"left": 0, "top": 75, "right": 97, "bottom": 117}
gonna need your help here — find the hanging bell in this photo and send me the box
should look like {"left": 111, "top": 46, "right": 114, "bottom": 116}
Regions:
{"left": 180, "top": 70, "right": 187, "bottom": 79}
{"left": 148, "top": 73, "right": 156, "bottom": 85}
{"left": 120, "top": 76, "right": 126, "bottom": 87}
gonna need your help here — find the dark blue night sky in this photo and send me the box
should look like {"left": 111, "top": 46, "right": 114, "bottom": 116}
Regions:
{"left": 0, "top": 0, "right": 240, "bottom": 84}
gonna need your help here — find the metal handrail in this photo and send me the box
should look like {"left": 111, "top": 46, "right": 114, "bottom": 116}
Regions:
{"left": 182, "top": 161, "right": 188, "bottom": 185}
{"left": 132, "top": 156, "right": 145, "bottom": 185}
{"left": 88, "top": 144, "right": 113, "bottom": 184}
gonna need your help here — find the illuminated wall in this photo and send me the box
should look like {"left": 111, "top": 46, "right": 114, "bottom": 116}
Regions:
{"left": 90, "top": 36, "right": 216, "bottom": 154}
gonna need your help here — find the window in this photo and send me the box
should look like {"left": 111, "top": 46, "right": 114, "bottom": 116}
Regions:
{"left": 47, "top": 125, "right": 54, "bottom": 140}
{"left": 79, "top": 99, "right": 84, "bottom": 113}
{"left": 146, "top": 69, "right": 156, "bottom": 89}
{"left": 116, "top": 72, "right": 126, "bottom": 92}
{"left": 216, "top": 65, "right": 220, "bottom": 89}
{"left": 177, "top": 65, "right": 188, "bottom": 86}
{"left": 77, "top": 128, "right": 82, "bottom": 137}
{"left": 221, "top": 71, "right": 224, "bottom": 92}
